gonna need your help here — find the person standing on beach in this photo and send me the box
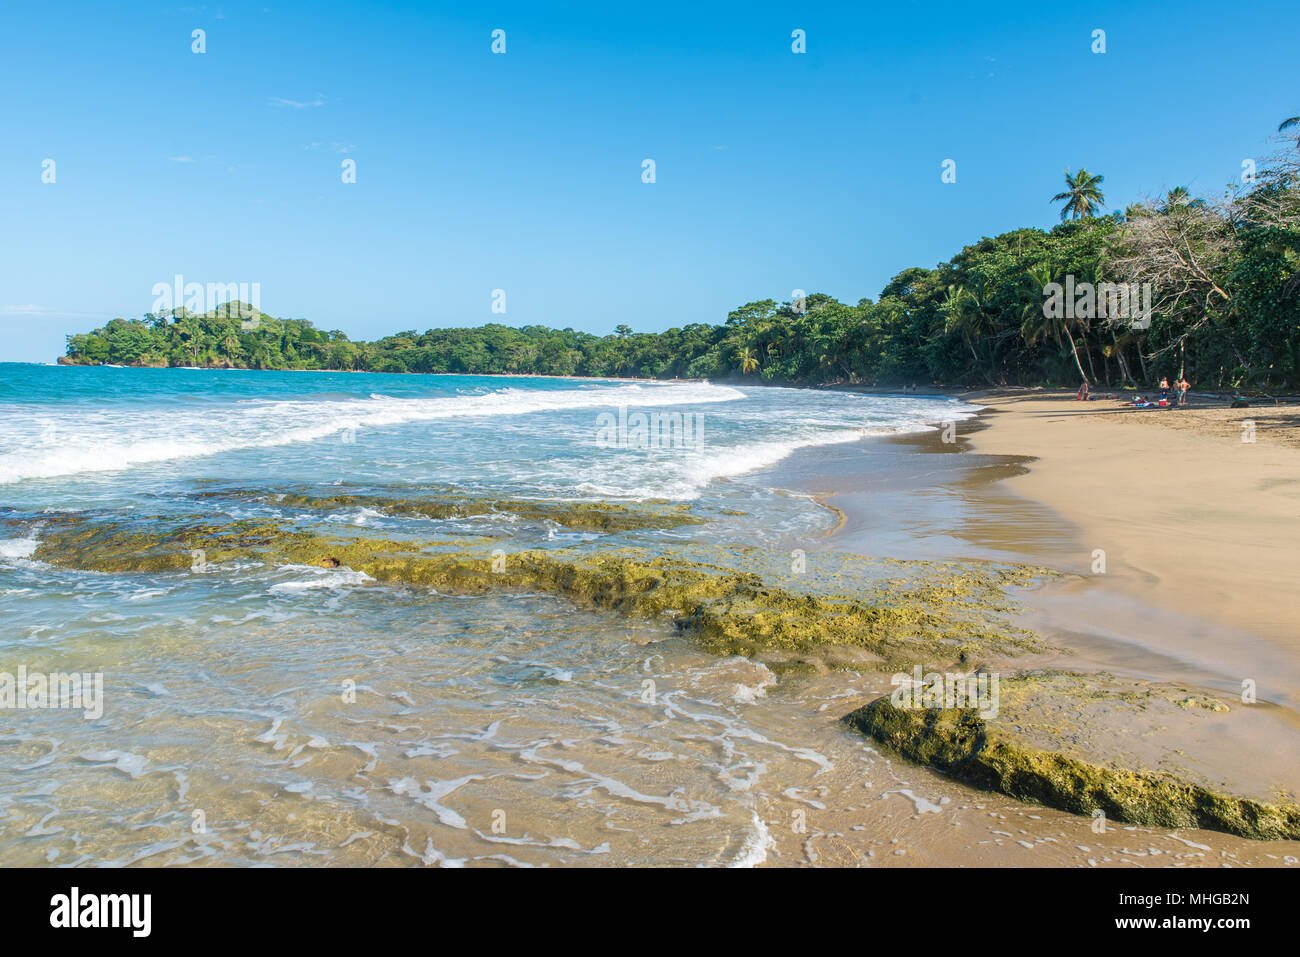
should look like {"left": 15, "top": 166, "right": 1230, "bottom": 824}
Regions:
{"left": 1176, "top": 376, "right": 1190, "bottom": 406}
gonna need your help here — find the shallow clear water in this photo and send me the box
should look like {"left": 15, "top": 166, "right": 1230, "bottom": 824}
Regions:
{"left": 7, "top": 365, "right": 1290, "bottom": 868}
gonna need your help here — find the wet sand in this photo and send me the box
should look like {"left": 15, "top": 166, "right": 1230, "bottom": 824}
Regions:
{"left": 755, "top": 401, "right": 1300, "bottom": 854}
{"left": 962, "top": 391, "right": 1300, "bottom": 704}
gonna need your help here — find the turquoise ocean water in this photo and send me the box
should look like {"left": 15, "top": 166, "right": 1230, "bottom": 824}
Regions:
{"left": 0, "top": 364, "right": 989, "bottom": 866}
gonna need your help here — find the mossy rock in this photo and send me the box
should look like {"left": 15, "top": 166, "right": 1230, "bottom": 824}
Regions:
{"left": 845, "top": 696, "right": 1300, "bottom": 841}
{"left": 200, "top": 488, "right": 709, "bottom": 533}
{"left": 32, "top": 514, "right": 1044, "bottom": 669}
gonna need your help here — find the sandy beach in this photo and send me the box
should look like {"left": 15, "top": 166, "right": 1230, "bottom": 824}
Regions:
{"left": 765, "top": 388, "right": 1300, "bottom": 835}
{"left": 949, "top": 391, "right": 1300, "bottom": 809}
{"left": 964, "top": 390, "right": 1300, "bottom": 691}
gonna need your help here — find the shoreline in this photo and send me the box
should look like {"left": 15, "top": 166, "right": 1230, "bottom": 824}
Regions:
{"left": 43, "top": 360, "right": 1300, "bottom": 403}
{"left": 762, "top": 398, "right": 1300, "bottom": 824}
{"left": 7, "top": 373, "right": 1300, "bottom": 860}
{"left": 960, "top": 390, "right": 1300, "bottom": 679}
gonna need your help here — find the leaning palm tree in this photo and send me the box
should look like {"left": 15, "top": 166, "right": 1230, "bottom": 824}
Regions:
{"left": 1020, "top": 262, "right": 1091, "bottom": 386}
{"left": 1051, "top": 168, "right": 1106, "bottom": 221}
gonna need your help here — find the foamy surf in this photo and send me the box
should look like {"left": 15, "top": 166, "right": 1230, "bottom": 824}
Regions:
{"left": 0, "top": 368, "right": 985, "bottom": 866}
{"left": 0, "top": 537, "right": 38, "bottom": 560}
{"left": 728, "top": 810, "right": 776, "bottom": 867}
{"left": 0, "top": 380, "right": 745, "bottom": 484}
{"left": 268, "top": 565, "right": 376, "bottom": 593}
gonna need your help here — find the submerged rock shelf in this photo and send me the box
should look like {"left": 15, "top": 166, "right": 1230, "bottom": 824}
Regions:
{"left": 25, "top": 501, "right": 1299, "bottom": 841}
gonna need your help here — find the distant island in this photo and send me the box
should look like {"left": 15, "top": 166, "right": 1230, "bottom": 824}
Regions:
{"left": 63, "top": 116, "right": 1300, "bottom": 393}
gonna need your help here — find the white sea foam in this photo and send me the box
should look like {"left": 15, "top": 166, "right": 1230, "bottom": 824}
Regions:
{"left": 573, "top": 411, "right": 978, "bottom": 500}
{"left": 76, "top": 750, "right": 150, "bottom": 778}
{"left": 884, "top": 788, "right": 948, "bottom": 814}
{"left": 0, "top": 381, "right": 745, "bottom": 484}
{"left": 728, "top": 810, "right": 776, "bottom": 867}
{"left": 0, "top": 537, "right": 37, "bottom": 560}
{"left": 388, "top": 775, "right": 483, "bottom": 829}
{"left": 268, "top": 565, "right": 375, "bottom": 594}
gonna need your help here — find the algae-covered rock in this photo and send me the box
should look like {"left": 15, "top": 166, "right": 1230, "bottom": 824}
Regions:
{"left": 32, "top": 515, "right": 288, "bottom": 574}
{"left": 31, "top": 513, "right": 1044, "bottom": 670}
{"left": 1175, "top": 695, "right": 1230, "bottom": 712}
{"left": 21, "top": 502, "right": 1296, "bottom": 842}
{"left": 845, "top": 696, "right": 1300, "bottom": 841}
{"left": 198, "top": 488, "right": 709, "bottom": 533}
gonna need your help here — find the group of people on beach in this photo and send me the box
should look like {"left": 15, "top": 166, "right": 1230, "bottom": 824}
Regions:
{"left": 1126, "top": 376, "right": 1190, "bottom": 408}
{"left": 1158, "top": 375, "right": 1191, "bottom": 407}
{"left": 1077, "top": 375, "right": 1190, "bottom": 407}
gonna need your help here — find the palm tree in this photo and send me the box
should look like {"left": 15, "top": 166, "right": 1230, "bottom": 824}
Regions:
{"left": 940, "top": 285, "right": 979, "bottom": 363}
{"left": 180, "top": 314, "right": 202, "bottom": 365}
{"left": 736, "top": 346, "right": 760, "bottom": 374}
{"left": 1051, "top": 168, "right": 1106, "bottom": 221}
{"left": 1157, "top": 186, "right": 1207, "bottom": 214}
{"left": 221, "top": 332, "right": 242, "bottom": 363}
{"left": 941, "top": 277, "right": 1012, "bottom": 378}
{"left": 1020, "top": 263, "right": 1090, "bottom": 386}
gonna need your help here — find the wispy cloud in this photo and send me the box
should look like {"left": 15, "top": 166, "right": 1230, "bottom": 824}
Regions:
{"left": 2, "top": 305, "right": 110, "bottom": 320}
{"left": 170, "top": 155, "right": 196, "bottom": 163}
{"left": 306, "top": 141, "right": 356, "bottom": 154}
{"left": 269, "top": 93, "right": 326, "bottom": 109}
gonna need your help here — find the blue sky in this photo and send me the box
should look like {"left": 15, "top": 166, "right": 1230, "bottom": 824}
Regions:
{"left": 1, "top": 0, "right": 1296, "bottom": 362}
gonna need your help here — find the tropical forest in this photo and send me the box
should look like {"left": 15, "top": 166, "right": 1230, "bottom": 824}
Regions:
{"left": 62, "top": 116, "right": 1300, "bottom": 392}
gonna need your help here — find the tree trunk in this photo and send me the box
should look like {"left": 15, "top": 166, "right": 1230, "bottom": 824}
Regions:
{"left": 1082, "top": 337, "right": 1098, "bottom": 382}
{"left": 1068, "top": 333, "right": 1089, "bottom": 384}
{"left": 1112, "top": 331, "right": 1134, "bottom": 387}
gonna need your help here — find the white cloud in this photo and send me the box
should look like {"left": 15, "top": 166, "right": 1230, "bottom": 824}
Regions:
{"left": 2, "top": 305, "right": 109, "bottom": 320}
{"left": 269, "top": 94, "right": 326, "bottom": 109}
